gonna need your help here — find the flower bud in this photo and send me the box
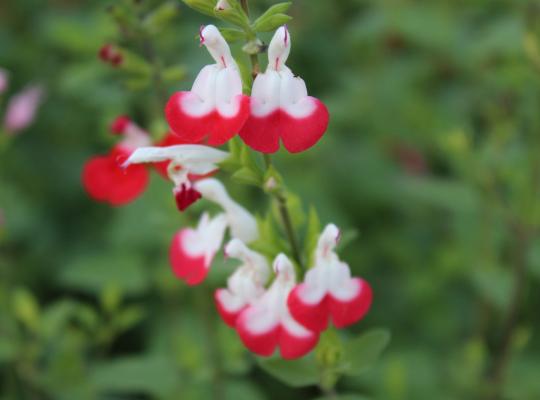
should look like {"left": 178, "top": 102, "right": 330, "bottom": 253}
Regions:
{"left": 110, "top": 115, "right": 131, "bottom": 135}
{"left": 3, "top": 85, "right": 44, "bottom": 134}
{"left": 215, "top": 0, "right": 231, "bottom": 10}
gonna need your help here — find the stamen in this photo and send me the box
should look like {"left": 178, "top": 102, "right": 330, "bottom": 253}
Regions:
{"left": 284, "top": 25, "right": 288, "bottom": 46}
{"left": 221, "top": 55, "right": 227, "bottom": 68}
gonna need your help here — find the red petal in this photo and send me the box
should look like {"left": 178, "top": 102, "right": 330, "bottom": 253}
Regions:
{"left": 169, "top": 230, "right": 209, "bottom": 285}
{"left": 287, "top": 284, "right": 330, "bottom": 332}
{"left": 165, "top": 92, "right": 250, "bottom": 146}
{"left": 236, "top": 317, "right": 279, "bottom": 357}
{"left": 215, "top": 289, "right": 244, "bottom": 327}
{"left": 239, "top": 99, "right": 329, "bottom": 154}
{"left": 82, "top": 149, "right": 148, "bottom": 206}
{"left": 174, "top": 184, "right": 202, "bottom": 212}
{"left": 278, "top": 326, "right": 319, "bottom": 360}
{"left": 329, "top": 278, "right": 373, "bottom": 328}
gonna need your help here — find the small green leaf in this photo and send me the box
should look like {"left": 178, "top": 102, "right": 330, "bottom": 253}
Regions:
{"left": 181, "top": 0, "right": 216, "bottom": 17}
{"left": 232, "top": 167, "right": 263, "bottom": 186}
{"left": 142, "top": 2, "right": 180, "bottom": 35}
{"left": 219, "top": 27, "right": 247, "bottom": 43}
{"left": 114, "top": 306, "right": 146, "bottom": 332}
{"left": 163, "top": 65, "right": 187, "bottom": 83}
{"left": 252, "top": 14, "right": 292, "bottom": 33}
{"left": 252, "top": 2, "right": 292, "bottom": 32}
{"left": 258, "top": 356, "right": 319, "bottom": 387}
{"left": 342, "top": 329, "right": 391, "bottom": 376}
{"left": 12, "top": 287, "right": 40, "bottom": 332}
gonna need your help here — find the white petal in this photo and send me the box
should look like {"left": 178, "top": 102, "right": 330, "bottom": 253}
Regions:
{"left": 195, "top": 178, "right": 259, "bottom": 243}
{"left": 124, "top": 145, "right": 228, "bottom": 168}
{"left": 268, "top": 26, "right": 291, "bottom": 72}
{"left": 201, "top": 25, "right": 236, "bottom": 69}
{"left": 215, "top": 66, "right": 244, "bottom": 117}
{"left": 183, "top": 212, "right": 228, "bottom": 264}
{"left": 250, "top": 70, "right": 282, "bottom": 117}
{"left": 279, "top": 72, "right": 317, "bottom": 119}
{"left": 184, "top": 65, "right": 218, "bottom": 117}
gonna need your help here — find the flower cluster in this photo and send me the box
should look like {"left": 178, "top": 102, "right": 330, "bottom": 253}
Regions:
{"left": 166, "top": 24, "right": 329, "bottom": 154}
{"left": 83, "top": 23, "right": 371, "bottom": 360}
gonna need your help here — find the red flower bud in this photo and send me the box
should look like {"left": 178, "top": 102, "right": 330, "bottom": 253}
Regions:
{"left": 110, "top": 115, "right": 131, "bottom": 135}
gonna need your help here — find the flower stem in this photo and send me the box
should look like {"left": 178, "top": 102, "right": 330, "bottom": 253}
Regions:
{"left": 263, "top": 154, "right": 305, "bottom": 270}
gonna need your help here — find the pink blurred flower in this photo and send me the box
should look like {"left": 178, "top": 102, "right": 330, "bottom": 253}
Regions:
{"left": 0, "top": 69, "right": 8, "bottom": 95}
{"left": 3, "top": 85, "right": 44, "bottom": 134}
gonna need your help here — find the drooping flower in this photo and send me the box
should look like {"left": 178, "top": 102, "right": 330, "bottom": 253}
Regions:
{"left": 82, "top": 116, "right": 151, "bottom": 206}
{"left": 3, "top": 85, "right": 44, "bottom": 134}
{"left": 215, "top": 239, "right": 270, "bottom": 326}
{"left": 165, "top": 25, "right": 250, "bottom": 146}
{"left": 124, "top": 145, "right": 229, "bottom": 211}
{"left": 287, "top": 224, "right": 372, "bottom": 332}
{"left": 239, "top": 26, "right": 329, "bottom": 154}
{"left": 170, "top": 212, "right": 228, "bottom": 285}
{"left": 168, "top": 178, "right": 258, "bottom": 285}
{"left": 236, "top": 254, "right": 319, "bottom": 359}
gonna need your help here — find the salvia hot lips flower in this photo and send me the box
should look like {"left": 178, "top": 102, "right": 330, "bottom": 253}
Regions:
{"left": 215, "top": 239, "right": 270, "bottom": 326}
{"left": 124, "top": 144, "right": 228, "bottom": 211}
{"left": 169, "top": 178, "right": 258, "bottom": 285}
{"left": 239, "top": 26, "right": 330, "bottom": 153}
{"left": 82, "top": 116, "right": 151, "bottom": 206}
{"left": 165, "top": 25, "right": 250, "bottom": 146}
{"left": 287, "top": 224, "right": 373, "bottom": 332}
{"left": 170, "top": 212, "right": 229, "bottom": 285}
{"left": 236, "top": 254, "right": 320, "bottom": 360}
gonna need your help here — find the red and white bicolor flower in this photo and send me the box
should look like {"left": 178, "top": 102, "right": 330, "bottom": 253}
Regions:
{"left": 165, "top": 25, "right": 249, "bottom": 146}
{"left": 239, "top": 26, "right": 330, "bottom": 154}
{"left": 168, "top": 178, "right": 258, "bottom": 285}
{"left": 236, "top": 254, "right": 319, "bottom": 360}
{"left": 82, "top": 116, "right": 151, "bottom": 206}
{"left": 288, "top": 224, "right": 373, "bottom": 332}
{"left": 215, "top": 239, "right": 270, "bottom": 327}
{"left": 124, "top": 144, "right": 229, "bottom": 211}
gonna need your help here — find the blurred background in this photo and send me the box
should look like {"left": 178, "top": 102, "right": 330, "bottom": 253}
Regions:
{"left": 1, "top": 0, "right": 540, "bottom": 399}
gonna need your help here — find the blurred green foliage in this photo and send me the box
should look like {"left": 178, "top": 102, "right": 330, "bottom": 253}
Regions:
{"left": 1, "top": 0, "right": 540, "bottom": 399}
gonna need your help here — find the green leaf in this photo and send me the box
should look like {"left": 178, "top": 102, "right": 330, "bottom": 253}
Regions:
{"left": 114, "top": 305, "right": 146, "bottom": 332}
{"left": 219, "top": 27, "right": 247, "bottom": 43}
{"left": 258, "top": 356, "right": 319, "bottom": 387}
{"left": 181, "top": 0, "right": 216, "bottom": 17}
{"left": 252, "top": 2, "right": 292, "bottom": 32}
{"left": 60, "top": 252, "right": 150, "bottom": 295}
{"left": 142, "top": 2, "right": 180, "bottom": 35}
{"left": 90, "top": 356, "right": 178, "bottom": 397}
{"left": 232, "top": 167, "right": 263, "bottom": 186}
{"left": 12, "top": 287, "right": 40, "bottom": 332}
{"left": 162, "top": 65, "right": 187, "bottom": 83}
{"left": 252, "top": 14, "right": 292, "bottom": 33}
{"left": 342, "top": 329, "right": 391, "bottom": 376}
